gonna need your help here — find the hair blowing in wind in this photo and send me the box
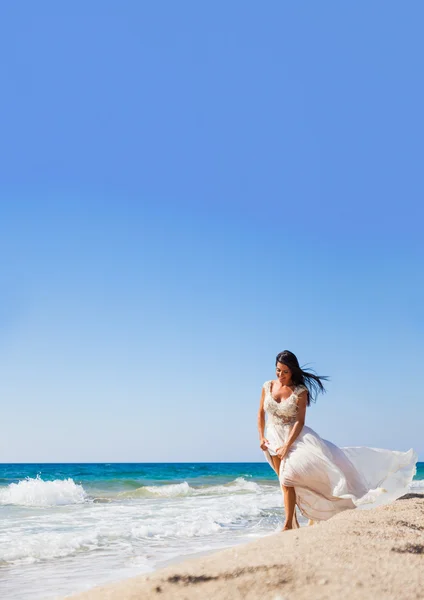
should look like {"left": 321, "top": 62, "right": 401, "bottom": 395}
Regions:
{"left": 275, "top": 350, "right": 329, "bottom": 406}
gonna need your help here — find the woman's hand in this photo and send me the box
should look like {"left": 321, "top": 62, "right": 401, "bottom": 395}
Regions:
{"left": 276, "top": 444, "right": 290, "bottom": 460}
{"left": 259, "top": 437, "right": 269, "bottom": 450}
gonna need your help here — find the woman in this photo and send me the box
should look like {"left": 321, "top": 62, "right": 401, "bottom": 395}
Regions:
{"left": 258, "top": 350, "right": 418, "bottom": 530}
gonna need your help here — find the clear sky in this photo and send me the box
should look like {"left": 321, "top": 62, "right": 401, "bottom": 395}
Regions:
{"left": 0, "top": 1, "right": 423, "bottom": 462}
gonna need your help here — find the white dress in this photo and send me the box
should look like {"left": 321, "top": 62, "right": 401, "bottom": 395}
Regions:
{"left": 262, "top": 380, "right": 418, "bottom": 522}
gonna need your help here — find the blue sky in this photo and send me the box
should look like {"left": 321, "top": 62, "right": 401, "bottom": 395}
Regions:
{"left": 0, "top": 1, "right": 423, "bottom": 462}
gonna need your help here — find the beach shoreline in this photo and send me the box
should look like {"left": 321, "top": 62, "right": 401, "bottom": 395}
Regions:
{"left": 67, "top": 494, "right": 424, "bottom": 600}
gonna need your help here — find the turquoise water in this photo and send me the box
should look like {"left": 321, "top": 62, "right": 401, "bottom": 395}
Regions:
{"left": 408, "top": 460, "right": 423, "bottom": 485}
{"left": 0, "top": 461, "right": 281, "bottom": 491}
{"left": 4, "top": 461, "right": 420, "bottom": 486}
{"left": 1, "top": 461, "right": 422, "bottom": 600}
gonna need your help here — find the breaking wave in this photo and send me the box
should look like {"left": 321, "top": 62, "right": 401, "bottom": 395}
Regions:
{"left": 118, "top": 477, "right": 262, "bottom": 499}
{"left": 0, "top": 476, "right": 87, "bottom": 507}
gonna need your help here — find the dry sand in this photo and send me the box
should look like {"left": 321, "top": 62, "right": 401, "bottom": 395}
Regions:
{"left": 68, "top": 494, "right": 424, "bottom": 600}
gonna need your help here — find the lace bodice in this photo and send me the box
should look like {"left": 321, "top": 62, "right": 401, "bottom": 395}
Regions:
{"left": 263, "top": 381, "right": 307, "bottom": 426}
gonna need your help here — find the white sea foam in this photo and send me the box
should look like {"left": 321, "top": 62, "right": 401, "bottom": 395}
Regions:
{"left": 409, "top": 479, "right": 424, "bottom": 490}
{"left": 1, "top": 529, "right": 104, "bottom": 564}
{"left": 0, "top": 476, "right": 87, "bottom": 507}
{"left": 132, "top": 516, "right": 223, "bottom": 538}
{"left": 0, "top": 479, "right": 281, "bottom": 568}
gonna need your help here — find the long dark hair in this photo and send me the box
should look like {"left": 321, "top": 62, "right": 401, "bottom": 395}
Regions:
{"left": 276, "top": 350, "right": 329, "bottom": 406}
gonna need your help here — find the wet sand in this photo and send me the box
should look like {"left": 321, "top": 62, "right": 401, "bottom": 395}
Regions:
{"left": 67, "top": 495, "right": 424, "bottom": 600}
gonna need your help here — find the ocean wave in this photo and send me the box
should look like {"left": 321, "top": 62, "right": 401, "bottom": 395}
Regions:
{"left": 1, "top": 530, "right": 105, "bottom": 565}
{"left": 0, "top": 511, "right": 231, "bottom": 566}
{"left": 117, "top": 477, "right": 262, "bottom": 499}
{"left": 117, "top": 481, "right": 192, "bottom": 499}
{"left": 0, "top": 476, "right": 87, "bottom": 507}
{"left": 0, "top": 490, "right": 278, "bottom": 565}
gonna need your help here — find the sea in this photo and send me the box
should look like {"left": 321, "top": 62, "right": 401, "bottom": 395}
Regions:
{"left": 1, "top": 461, "right": 423, "bottom": 600}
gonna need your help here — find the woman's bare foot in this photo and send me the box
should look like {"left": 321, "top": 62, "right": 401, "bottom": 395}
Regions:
{"left": 281, "top": 523, "right": 293, "bottom": 531}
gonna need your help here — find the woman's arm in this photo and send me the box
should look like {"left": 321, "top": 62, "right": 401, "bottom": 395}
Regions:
{"left": 257, "top": 387, "right": 269, "bottom": 449}
{"left": 276, "top": 390, "right": 307, "bottom": 459}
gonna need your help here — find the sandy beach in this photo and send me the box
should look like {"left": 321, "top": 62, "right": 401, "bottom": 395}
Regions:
{"left": 68, "top": 494, "right": 424, "bottom": 600}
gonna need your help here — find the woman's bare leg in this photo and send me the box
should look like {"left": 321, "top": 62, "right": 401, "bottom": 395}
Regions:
{"left": 269, "top": 454, "right": 298, "bottom": 530}
{"left": 282, "top": 485, "right": 296, "bottom": 530}
{"left": 270, "top": 454, "right": 281, "bottom": 476}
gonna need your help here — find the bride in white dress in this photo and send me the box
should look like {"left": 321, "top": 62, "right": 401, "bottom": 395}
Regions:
{"left": 258, "top": 350, "right": 418, "bottom": 530}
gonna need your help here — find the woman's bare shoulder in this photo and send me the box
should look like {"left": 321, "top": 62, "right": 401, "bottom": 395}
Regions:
{"left": 295, "top": 384, "right": 308, "bottom": 397}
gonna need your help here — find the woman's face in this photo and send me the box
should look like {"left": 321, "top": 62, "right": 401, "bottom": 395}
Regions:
{"left": 276, "top": 362, "right": 292, "bottom": 385}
